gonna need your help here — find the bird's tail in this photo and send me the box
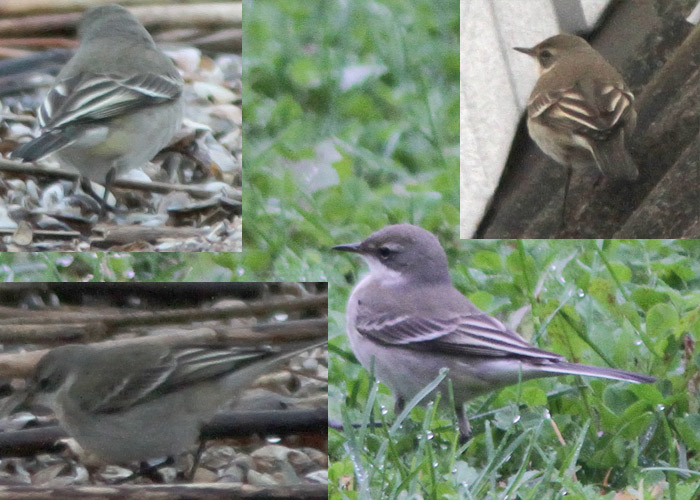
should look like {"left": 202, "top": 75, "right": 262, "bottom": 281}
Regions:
{"left": 590, "top": 133, "right": 639, "bottom": 181}
{"left": 11, "top": 129, "right": 72, "bottom": 163}
{"left": 537, "top": 360, "right": 655, "bottom": 384}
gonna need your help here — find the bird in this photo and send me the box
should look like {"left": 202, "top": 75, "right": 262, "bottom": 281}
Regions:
{"left": 18, "top": 340, "right": 324, "bottom": 464}
{"left": 514, "top": 34, "right": 639, "bottom": 220}
{"left": 333, "top": 224, "right": 655, "bottom": 440}
{"left": 11, "top": 4, "right": 183, "bottom": 217}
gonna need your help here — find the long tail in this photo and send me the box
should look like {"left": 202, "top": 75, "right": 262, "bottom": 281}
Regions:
{"left": 590, "top": 132, "right": 639, "bottom": 181}
{"left": 537, "top": 360, "right": 655, "bottom": 384}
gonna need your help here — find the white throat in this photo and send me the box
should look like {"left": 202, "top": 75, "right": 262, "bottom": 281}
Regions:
{"left": 364, "top": 257, "right": 405, "bottom": 287}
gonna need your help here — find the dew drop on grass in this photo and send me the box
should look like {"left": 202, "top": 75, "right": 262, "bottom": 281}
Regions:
{"left": 56, "top": 255, "right": 74, "bottom": 266}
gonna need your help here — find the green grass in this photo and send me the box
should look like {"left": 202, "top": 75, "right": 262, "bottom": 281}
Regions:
{"left": 243, "top": 0, "right": 460, "bottom": 278}
{"left": 329, "top": 239, "right": 700, "bottom": 499}
{"left": 0, "top": 252, "right": 251, "bottom": 282}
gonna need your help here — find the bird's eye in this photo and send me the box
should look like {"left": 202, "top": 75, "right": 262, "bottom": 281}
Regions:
{"left": 540, "top": 50, "right": 552, "bottom": 58}
{"left": 378, "top": 246, "right": 392, "bottom": 259}
{"left": 37, "top": 377, "right": 51, "bottom": 391}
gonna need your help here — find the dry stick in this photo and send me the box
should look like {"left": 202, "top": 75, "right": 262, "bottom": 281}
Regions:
{"left": 91, "top": 225, "right": 207, "bottom": 247}
{"left": 0, "top": 228, "right": 81, "bottom": 240}
{"left": 113, "top": 178, "right": 242, "bottom": 201}
{"left": 0, "top": 350, "right": 44, "bottom": 378}
{"left": 0, "top": 37, "right": 76, "bottom": 48}
{"left": 0, "top": 12, "right": 79, "bottom": 38}
{"left": 0, "top": 426, "right": 66, "bottom": 458}
{"left": 0, "top": 317, "right": 327, "bottom": 345}
{"left": 0, "top": 3, "right": 242, "bottom": 37}
{"left": 0, "top": 294, "right": 328, "bottom": 327}
{"left": 0, "top": 484, "right": 328, "bottom": 500}
{"left": 0, "top": 323, "right": 106, "bottom": 344}
{"left": 157, "top": 27, "right": 243, "bottom": 53}
{"left": 196, "top": 407, "right": 330, "bottom": 440}
{"left": 0, "top": 282, "right": 266, "bottom": 307}
{"left": 0, "top": 0, "right": 218, "bottom": 16}
{"left": 131, "top": 3, "right": 243, "bottom": 28}
{"left": 214, "top": 318, "right": 329, "bottom": 342}
{"left": 186, "top": 27, "right": 242, "bottom": 53}
{"left": 0, "top": 159, "right": 241, "bottom": 201}
{"left": 0, "top": 48, "right": 33, "bottom": 58}
{"left": 0, "top": 158, "right": 78, "bottom": 182}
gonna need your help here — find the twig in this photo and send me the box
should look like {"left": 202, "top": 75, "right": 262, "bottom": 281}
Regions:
{"left": 91, "top": 225, "right": 206, "bottom": 247}
{"left": 0, "top": 317, "right": 328, "bottom": 346}
{"left": 0, "top": 3, "right": 242, "bottom": 37}
{"left": 0, "top": 48, "right": 33, "bottom": 58}
{"left": 0, "top": 158, "right": 79, "bottom": 182}
{"left": 112, "top": 178, "right": 242, "bottom": 201}
{"left": 0, "top": 0, "right": 193, "bottom": 16}
{"left": 0, "top": 228, "right": 82, "bottom": 240}
{"left": 0, "top": 37, "right": 76, "bottom": 49}
{"left": 0, "top": 483, "right": 328, "bottom": 500}
{"left": 0, "top": 294, "right": 328, "bottom": 327}
{"left": 0, "top": 159, "right": 242, "bottom": 201}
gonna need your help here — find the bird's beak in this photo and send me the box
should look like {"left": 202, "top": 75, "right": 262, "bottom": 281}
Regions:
{"left": 513, "top": 46, "right": 536, "bottom": 57}
{"left": 332, "top": 242, "right": 362, "bottom": 253}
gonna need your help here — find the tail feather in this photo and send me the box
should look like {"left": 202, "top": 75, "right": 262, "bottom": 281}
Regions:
{"left": 538, "top": 360, "right": 655, "bottom": 384}
{"left": 589, "top": 132, "right": 639, "bottom": 181}
{"left": 10, "top": 129, "right": 73, "bottom": 163}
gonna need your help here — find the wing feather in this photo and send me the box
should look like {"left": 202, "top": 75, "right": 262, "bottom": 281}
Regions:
{"left": 356, "top": 312, "right": 562, "bottom": 361}
{"left": 528, "top": 84, "right": 633, "bottom": 139}
{"left": 86, "top": 347, "right": 274, "bottom": 414}
{"left": 40, "top": 73, "right": 182, "bottom": 129}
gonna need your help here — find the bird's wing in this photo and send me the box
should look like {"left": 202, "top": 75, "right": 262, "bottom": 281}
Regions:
{"left": 356, "top": 311, "right": 563, "bottom": 361}
{"left": 40, "top": 72, "right": 182, "bottom": 129}
{"left": 85, "top": 346, "right": 274, "bottom": 414}
{"left": 528, "top": 83, "right": 633, "bottom": 138}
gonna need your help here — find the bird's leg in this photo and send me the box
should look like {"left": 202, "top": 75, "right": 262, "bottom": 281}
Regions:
{"left": 80, "top": 174, "right": 116, "bottom": 218}
{"left": 109, "top": 457, "right": 173, "bottom": 484}
{"left": 100, "top": 168, "right": 116, "bottom": 220}
{"left": 80, "top": 176, "right": 99, "bottom": 203}
{"left": 135, "top": 457, "right": 173, "bottom": 483}
{"left": 394, "top": 396, "right": 405, "bottom": 415}
{"left": 458, "top": 404, "right": 471, "bottom": 444}
{"left": 186, "top": 440, "right": 207, "bottom": 481}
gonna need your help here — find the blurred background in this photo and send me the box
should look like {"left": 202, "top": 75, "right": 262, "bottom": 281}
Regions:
{"left": 244, "top": 0, "right": 459, "bottom": 278}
